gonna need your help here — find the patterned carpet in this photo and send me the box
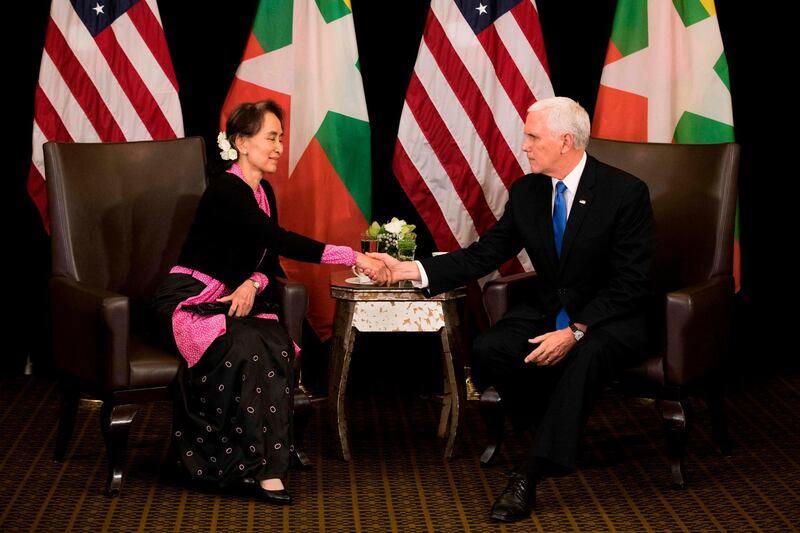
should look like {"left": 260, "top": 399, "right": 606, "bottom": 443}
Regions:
{"left": 1, "top": 370, "right": 799, "bottom": 532}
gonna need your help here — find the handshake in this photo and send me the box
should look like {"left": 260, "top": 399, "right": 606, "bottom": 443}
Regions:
{"left": 353, "top": 252, "right": 422, "bottom": 286}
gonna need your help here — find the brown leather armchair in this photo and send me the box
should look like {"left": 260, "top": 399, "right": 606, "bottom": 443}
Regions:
{"left": 45, "top": 138, "right": 311, "bottom": 495}
{"left": 479, "top": 139, "right": 739, "bottom": 488}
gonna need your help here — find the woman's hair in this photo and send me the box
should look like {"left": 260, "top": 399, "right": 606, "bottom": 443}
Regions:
{"left": 225, "top": 100, "right": 284, "bottom": 154}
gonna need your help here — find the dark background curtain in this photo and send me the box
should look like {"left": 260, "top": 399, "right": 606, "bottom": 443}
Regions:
{"left": 8, "top": 1, "right": 788, "bottom": 377}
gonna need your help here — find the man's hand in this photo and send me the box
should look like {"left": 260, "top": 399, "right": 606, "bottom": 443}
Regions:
{"left": 524, "top": 328, "right": 575, "bottom": 366}
{"left": 217, "top": 279, "right": 257, "bottom": 317}
{"left": 355, "top": 252, "right": 390, "bottom": 285}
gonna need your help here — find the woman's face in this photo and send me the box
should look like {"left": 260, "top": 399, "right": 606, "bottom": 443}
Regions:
{"left": 237, "top": 112, "right": 284, "bottom": 174}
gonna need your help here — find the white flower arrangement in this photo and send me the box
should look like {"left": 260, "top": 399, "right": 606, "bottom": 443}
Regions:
{"left": 217, "top": 132, "right": 238, "bottom": 161}
{"left": 366, "top": 217, "right": 416, "bottom": 258}
{"left": 367, "top": 217, "right": 415, "bottom": 237}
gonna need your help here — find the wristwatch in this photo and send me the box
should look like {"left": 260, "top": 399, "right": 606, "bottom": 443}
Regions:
{"left": 569, "top": 323, "right": 584, "bottom": 342}
{"left": 249, "top": 278, "right": 261, "bottom": 290}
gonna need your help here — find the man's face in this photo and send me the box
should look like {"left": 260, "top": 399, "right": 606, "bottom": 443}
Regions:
{"left": 522, "top": 110, "right": 565, "bottom": 176}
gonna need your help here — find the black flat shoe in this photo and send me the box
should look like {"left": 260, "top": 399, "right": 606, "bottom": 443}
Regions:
{"left": 258, "top": 488, "right": 292, "bottom": 505}
{"left": 490, "top": 472, "right": 536, "bottom": 523}
{"left": 237, "top": 477, "right": 292, "bottom": 504}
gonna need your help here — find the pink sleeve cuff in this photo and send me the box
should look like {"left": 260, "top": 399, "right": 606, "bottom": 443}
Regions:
{"left": 249, "top": 272, "right": 269, "bottom": 294}
{"left": 321, "top": 245, "right": 357, "bottom": 266}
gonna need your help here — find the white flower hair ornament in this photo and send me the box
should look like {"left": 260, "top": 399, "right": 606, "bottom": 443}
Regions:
{"left": 217, "top": 132, "right": 238, "bottom": 161}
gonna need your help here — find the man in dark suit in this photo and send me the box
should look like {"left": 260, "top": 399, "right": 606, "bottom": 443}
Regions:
{"left": 367, "top": 97, "right": 654, "bottom": 522}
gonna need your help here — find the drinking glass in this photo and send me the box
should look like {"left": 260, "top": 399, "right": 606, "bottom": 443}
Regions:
{"left": 360, "top": 232, "right": 378, "bottom": 253}
{"left": 397, "top": 239, "right": 417, "bottom": 261}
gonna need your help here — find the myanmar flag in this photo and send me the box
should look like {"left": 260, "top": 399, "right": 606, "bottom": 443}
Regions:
{"left": 593, "top": 0, "right": 740, "bottom": 290}
{"left": 222, "top": 0, "right": 370, "bottom": 339}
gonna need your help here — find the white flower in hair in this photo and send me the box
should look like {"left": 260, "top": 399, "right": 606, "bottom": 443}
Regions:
{"left": 217, "top": 131, "right": 238, "bottom": 161}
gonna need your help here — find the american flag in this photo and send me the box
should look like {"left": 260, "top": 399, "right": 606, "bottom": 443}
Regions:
{"left": 393, "top": 0, "right": 553, "bottom": 276}
{"left": 29, "top": 0, "right": 183, "bottom": 230}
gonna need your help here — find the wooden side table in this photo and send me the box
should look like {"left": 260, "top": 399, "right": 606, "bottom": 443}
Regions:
{"left": 327, "top": 270, "right": 466, "bottom": 461}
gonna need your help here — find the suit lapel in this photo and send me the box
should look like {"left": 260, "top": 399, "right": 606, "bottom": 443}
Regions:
{"left": 558, "top": 157, "right": 597, "bottom": 273}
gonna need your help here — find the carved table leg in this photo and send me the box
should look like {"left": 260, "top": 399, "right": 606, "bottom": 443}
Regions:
{"left": 441, "top": 300, "right": 465, "bottom": 459}
{"left": 328, "top": 299, "right": 357, "bottom": 461}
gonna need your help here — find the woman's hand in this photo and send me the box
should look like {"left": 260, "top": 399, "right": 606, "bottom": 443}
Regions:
{"left": 217, "top": 279, "right": 258, "bottom": 317}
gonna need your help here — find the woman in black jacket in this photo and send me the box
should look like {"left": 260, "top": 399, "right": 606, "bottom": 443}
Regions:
{"left": 153, "top": 101, "right": 384, "bottom": 504}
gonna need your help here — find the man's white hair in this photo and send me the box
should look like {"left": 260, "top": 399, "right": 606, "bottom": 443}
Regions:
{"left": 527, "top": 97, "right": 590, "bottom": 149}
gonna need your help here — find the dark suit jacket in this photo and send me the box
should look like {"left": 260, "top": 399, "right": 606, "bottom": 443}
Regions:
{"left": 419, "top": 154, "right": 655, "bottom": 352}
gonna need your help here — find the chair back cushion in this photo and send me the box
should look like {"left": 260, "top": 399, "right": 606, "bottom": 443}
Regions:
{"left": 45, "top": 138, "right": 207, "bottom": 303}
{"left": 588, "top": 139, "right": 739, "bottom": 292}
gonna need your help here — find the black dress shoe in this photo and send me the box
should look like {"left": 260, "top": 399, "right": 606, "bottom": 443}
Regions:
{"left": 490, "top": 472, "right": 536, "bottom": 523}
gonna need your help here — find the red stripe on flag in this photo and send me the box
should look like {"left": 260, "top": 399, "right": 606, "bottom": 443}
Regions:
{"left": 27, "top": 163, "right": 50, "bottom": 234}
{"left": 423, "top": 12, "right": 523, "bottom": 185}
{"left": 476, "top": 24, "right": 534, "bottom": 120}
{"left": 44, "top": 17, "right": 125, "bottom": 142}
{"left": 34, "top": 85, "right": 73, "bottom": 142}
{"left": 511, "top": 0, "right": 550, "bottom": 75}
{"left": 95, "top": 26, "right": 176, "bottom": 139}
{"left": 126, "top": 1, "right": 179, "bottom": 91}
{"left": 405, "top": 73, "right": 498, "bottom": 235}
{"left": 392, "top": 143, "right": 462, "bottom": 253}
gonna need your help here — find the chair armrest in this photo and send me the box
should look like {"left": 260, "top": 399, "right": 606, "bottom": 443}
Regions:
{"left": 50, "top": 276, "right": 130, "bottom": 390}
{"left": 275, "top": 277, "right": 307, "bottom": 349}
{"left": 664, "top": 275, "right": 734, "bottom": 385}
{"left": 482, "top": 271, "right": 538, "bottom": 326}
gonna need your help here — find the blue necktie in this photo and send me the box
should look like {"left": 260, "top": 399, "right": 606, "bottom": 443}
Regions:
{"left": 553, "top": 181, "right": 570, "bottom": 329}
